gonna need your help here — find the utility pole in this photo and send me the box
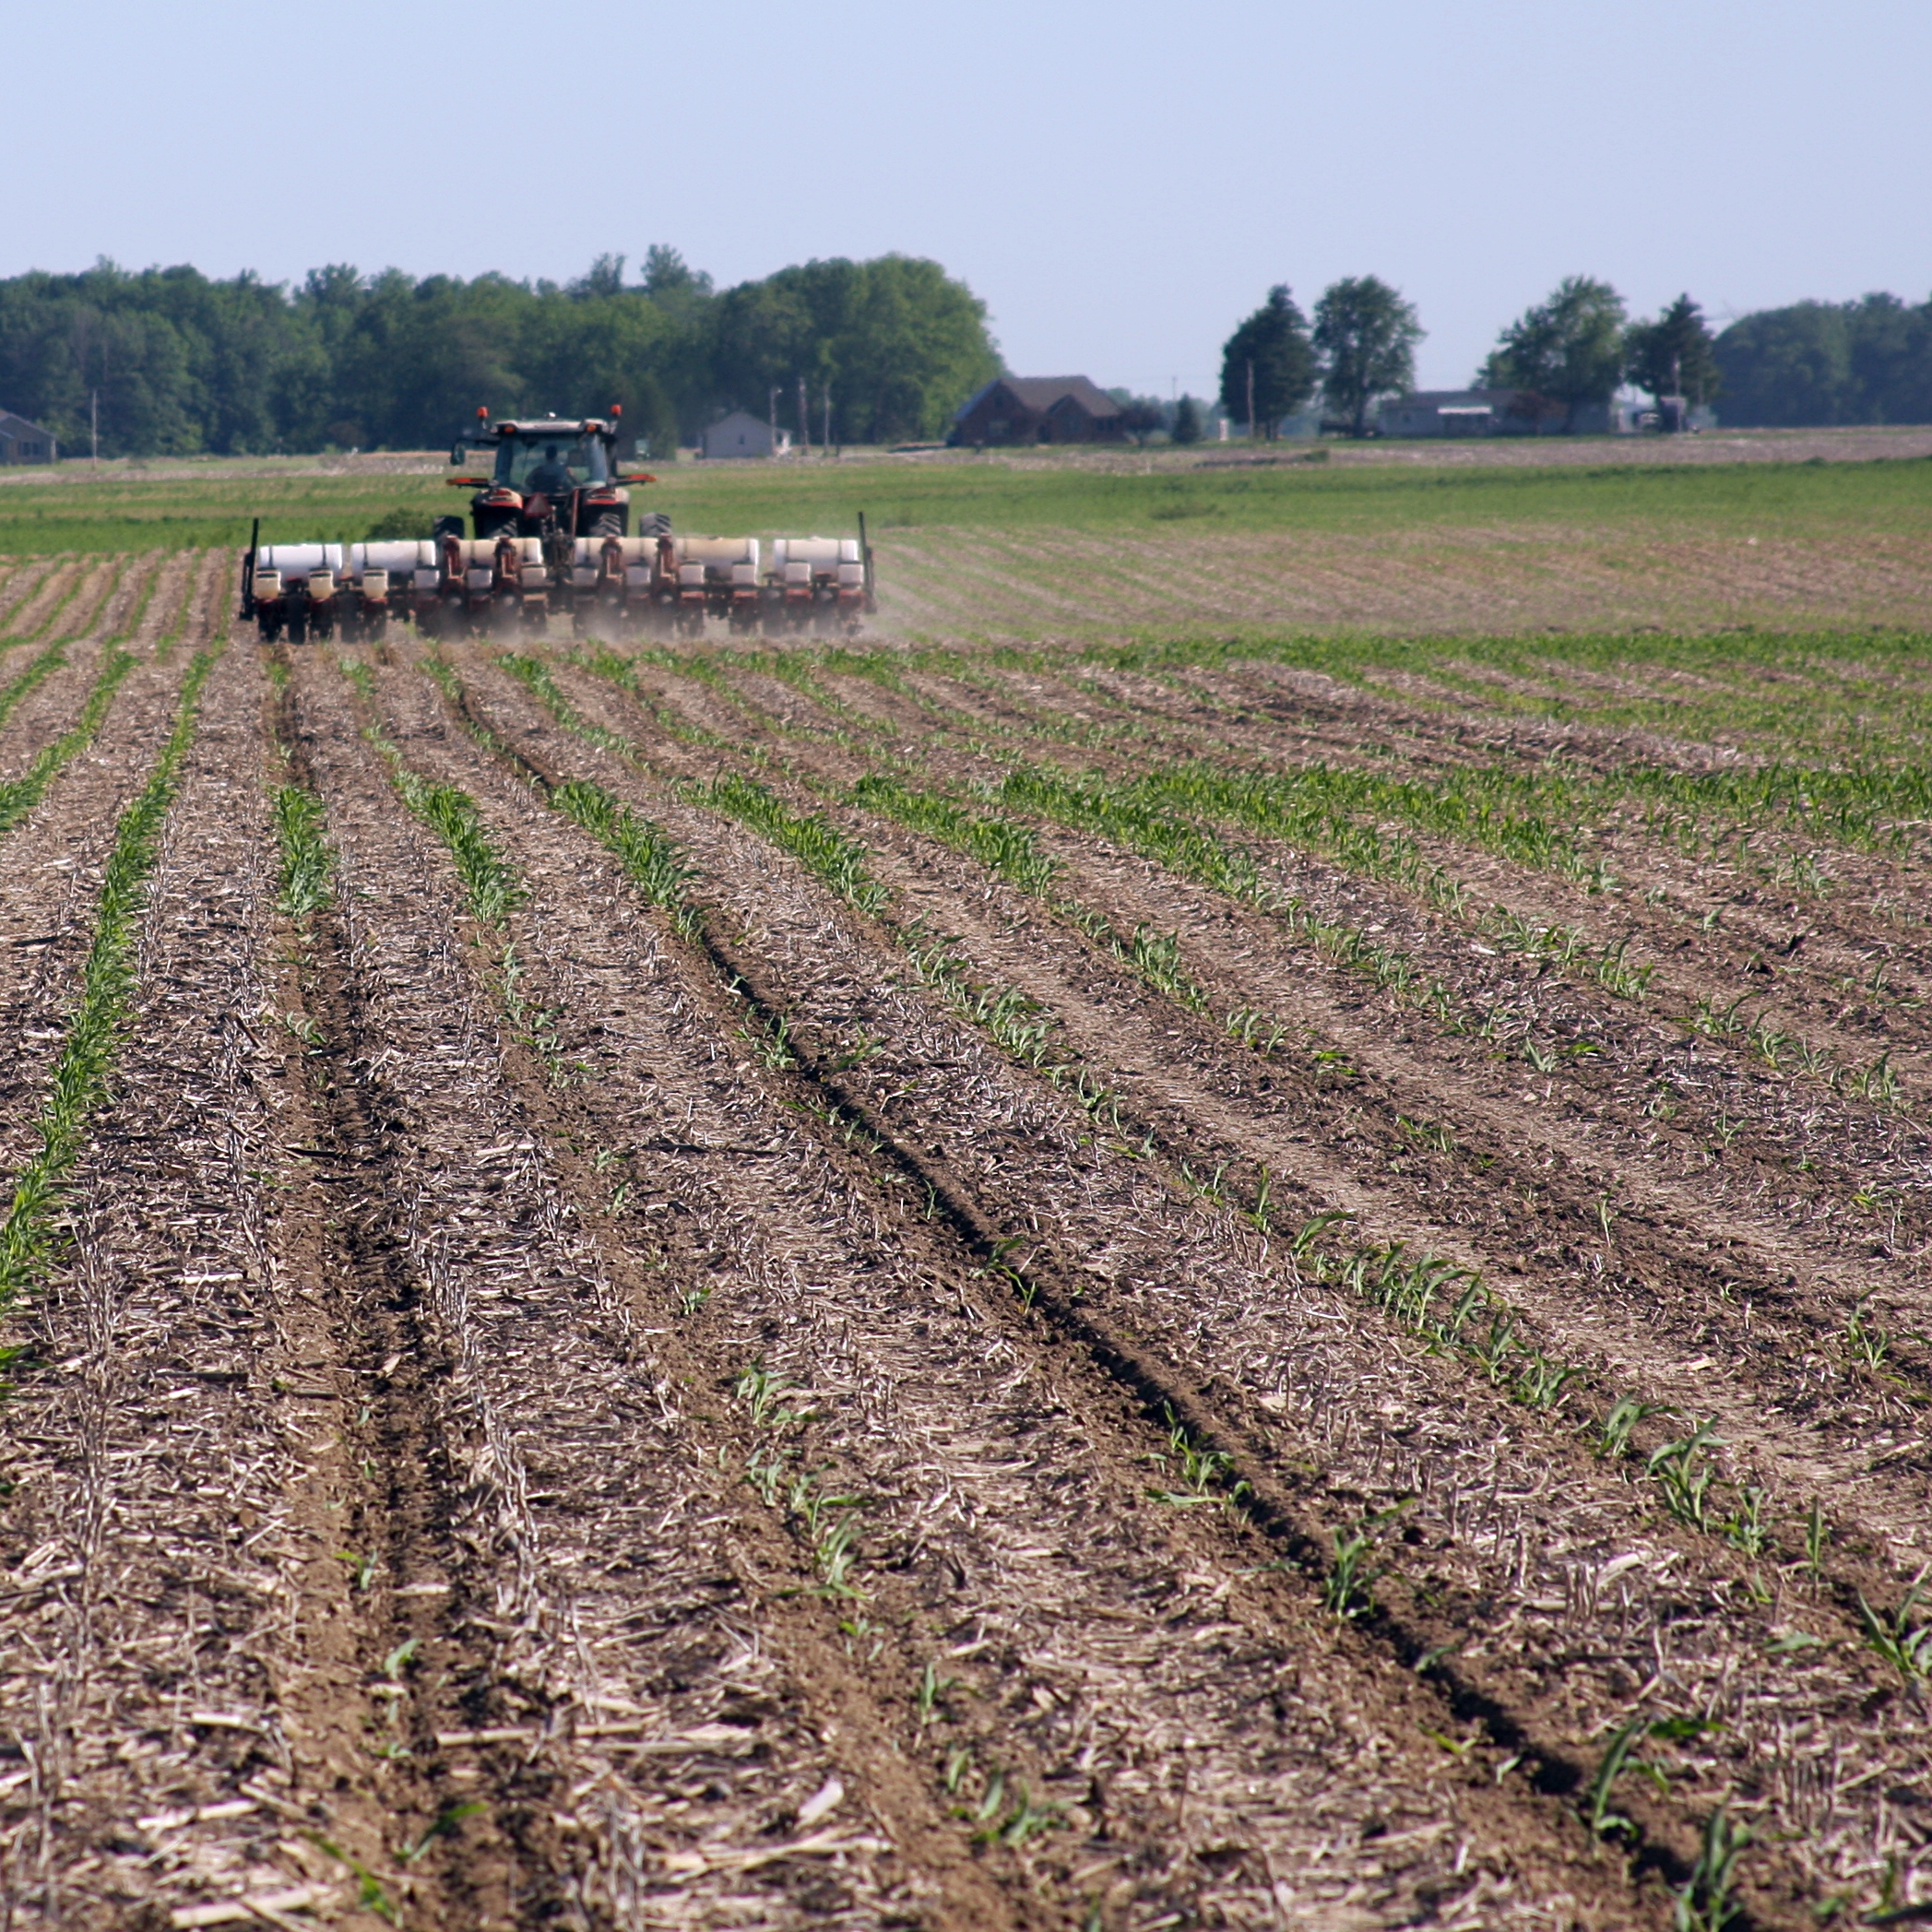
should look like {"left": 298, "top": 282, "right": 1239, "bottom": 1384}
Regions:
{"left": 1246, "top": 359, "right": 1256, "bottom": 442}
{"left": 90, "top": 389, "right": 99, "bottom": 472}
{"left": 823, "top": 385, "right": 831, "bottom": 454}
{"left": 768, "top": 384, "right": 779, "bottom": 455}
{"left": 797, "top": 373, "right": 810, "bottom": 458}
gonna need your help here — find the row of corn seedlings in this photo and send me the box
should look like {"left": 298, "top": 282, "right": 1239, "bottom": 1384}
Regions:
{"left": 0, "top": 642, "right": 225, "bottom": 1355}
{"left": 549, "top": 653, "right": 1766, "bottom": 1541}
{"left": 692, "top": 687, "right": 1932, "bottom": 1422}
{"left": 507, "top": 662, "right": 1145, "bottom": 1133}
{"left": 1, "top": 556, "right": 96, "bottom": 647}
{"left": 347, "top": 664, "right": 597, "bottom": 1097}
{"left": 476, "top": 648, "right": 1932, "bottom": 1914}
{"left": 405, "top": 658, "right": 1143, "bottom": 1885}
{"left": 411, "top": 660, "right": 1328, "bottom": 1897}
{"left": 767, "top": 644, "right": 1931, "bottom": 1046}
{"left": 827, "top": 754, "right": 1932, "bottom": 1643}
{"left": 0, "top": 563, "right": 181, "bottom": 843}
{"left": 1019, "top": 645, "right": 1932, "bottom": 863}
{"left": 0, "top": 634, "right": 86, "bottom": 738}
{"left": 693, "top": 658, "right": 1932, "bottom": 1619}
{"left": 977, "top": 755, "right": 1910, "bottom": 1118}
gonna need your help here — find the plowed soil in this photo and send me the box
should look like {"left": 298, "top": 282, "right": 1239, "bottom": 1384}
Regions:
{"left": 2, "top": 574, "right": 1929, "bottom": 1931}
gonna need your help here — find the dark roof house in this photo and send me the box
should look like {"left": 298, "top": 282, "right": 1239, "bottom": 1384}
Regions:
{"left": 0, "top": 412, "right": 56, "bottom": 464}
{"left": 952, "top": 377, "right": 1125, "bottom": 445}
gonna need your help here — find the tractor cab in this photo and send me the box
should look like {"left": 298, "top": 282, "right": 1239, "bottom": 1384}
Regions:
{"left": 445, "top": 411, "right": 654, "bottom": 542}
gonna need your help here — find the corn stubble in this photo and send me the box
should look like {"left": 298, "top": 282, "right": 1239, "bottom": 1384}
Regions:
{"left": 4, "top": 578, "right": 1932, "bottom": 1929}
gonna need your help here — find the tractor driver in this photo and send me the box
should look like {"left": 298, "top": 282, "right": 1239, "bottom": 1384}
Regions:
{"left": 522, "top": 443, "right": 575, "bottom": 499}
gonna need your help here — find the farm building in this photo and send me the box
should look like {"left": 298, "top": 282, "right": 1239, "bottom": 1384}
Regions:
{"left": 0, "top": 411, "right": 56, "bottom": 463}
{"left": 699, "top": 410, "right": 789, "bottom": 459}
{"left": 951, "top": 377, "right": 1126, "bottom": 446}
{"left": 1378, "top": 389, "right": 1614, "bottom": 437}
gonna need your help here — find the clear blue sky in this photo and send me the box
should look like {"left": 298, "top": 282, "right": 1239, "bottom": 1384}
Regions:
{"left": 14, "top": 0, "right": 1926, "bottom": 400}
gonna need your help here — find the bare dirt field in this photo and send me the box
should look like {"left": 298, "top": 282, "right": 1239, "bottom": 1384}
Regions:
{"left": 879, "top": 522, "right": 1932, "bottom": 637}
{"left": 1, "top": 555, "right": 1929, "bottom": 1930}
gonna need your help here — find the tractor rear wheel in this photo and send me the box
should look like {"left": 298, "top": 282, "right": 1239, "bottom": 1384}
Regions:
{"left": 587, "top": 513, "right": 622, "bottom": 539}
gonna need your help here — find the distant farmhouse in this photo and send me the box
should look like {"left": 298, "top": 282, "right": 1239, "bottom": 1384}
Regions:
{"left": 699, "top": 410, "right": 791, "bottom": 459}
{"left": 0, "top": 411, "right": 56, "bottom": 464}
{"left": 1378, "top": 389, "right": 1613, "bottom": 438}
{"left": 952, "top": 377, "right": 1125, "bottom": 446}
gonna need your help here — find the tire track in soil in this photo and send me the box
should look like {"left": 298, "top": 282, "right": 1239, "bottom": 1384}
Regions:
{"left": 390, "top": 639, "right": 1669, "bottom": 1929}
{"left": 418, "top": 639, "right": 1756, "bottom": 1928}
{"left": 514, "top": 643, "right": 1926, "bottom": 1926}
{"left": 284, "top": 651, "right": 955, "bottom": 1931}
{"left": 708, "top": 666, "right": 1932, "bottom": 1598}
{"left": 769, "top": 663, "right": 1932, "bottom": 1322}
{"left": 632, "top": 656, "right": 1932, "bottom": 1444}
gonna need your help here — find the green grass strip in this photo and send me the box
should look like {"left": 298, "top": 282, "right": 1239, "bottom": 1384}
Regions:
{"left": 0, "top": 637, "right": 77, "bottom": 736}
{"left": 272, "top": 786, "right": 335, "bottom": 918}
{"left": 0, "top": 644, "right": 225, "bottom": 1321}
{"left": 0, "top": 646, "right": 142, "bottom": 843}
{"left": 691, "top": 772, "right": 889, "bottom": 915}
{"left": 850, "top": 772, "right": 1060, "bottom": 895}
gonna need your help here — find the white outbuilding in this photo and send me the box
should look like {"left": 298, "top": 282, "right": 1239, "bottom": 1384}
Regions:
{"left": 699, "top": 410, "right": 790, "bottom": 459}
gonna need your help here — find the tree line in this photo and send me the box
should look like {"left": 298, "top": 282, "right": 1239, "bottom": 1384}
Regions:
{"left": 0, "top": 248, "right": 1000, "bottom": 458}
{"left": 6, "top": 246, "right": 1931, "bottom": 456}
{"left": 1216, "top": 276, "right": 1932, "bottom": 434}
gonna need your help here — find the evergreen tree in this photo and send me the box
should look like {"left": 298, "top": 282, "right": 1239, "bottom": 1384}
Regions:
{"left": 1625, "top": 294, "right": 1720, "bottom": 420}
{"left": 1171, "top": 395, "right": 1203, "bottom": 444}
{"left": 1218, "top": 286, "right": 1314, "bottom": 438}
{"left": 1311, "top": 276, "right": 1424, "bottom": 436}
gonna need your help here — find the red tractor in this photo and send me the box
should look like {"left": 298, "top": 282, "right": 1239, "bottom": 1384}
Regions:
{"left": 433, "top": 408, "right": 673, "bottom": 631}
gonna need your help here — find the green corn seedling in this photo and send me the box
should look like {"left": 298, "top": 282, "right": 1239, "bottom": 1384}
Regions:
{"left": 1648, "top": 1421, "right": 1725, "bottom": 1532}
{"left": 1856, "top": 1567, "right": 1932, "bottom": 1685}
{"left": 1672, "top": 1806, "right": 1750, "bottom": 1932}
{"left": 1592, "top": 1391, "right": 1669, "bottom": 1460}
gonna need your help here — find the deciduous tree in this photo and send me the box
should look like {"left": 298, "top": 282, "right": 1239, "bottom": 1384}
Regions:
{"left": 1481, "top": 276, "right": 1627, "bottom": 431}
{"left": 1312, "top": 276, "right": 1424, "bottom": 436}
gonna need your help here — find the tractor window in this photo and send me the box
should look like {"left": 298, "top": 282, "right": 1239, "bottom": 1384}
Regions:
{"left": 498, "top": 436, "right": 609, "bottom": 490}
